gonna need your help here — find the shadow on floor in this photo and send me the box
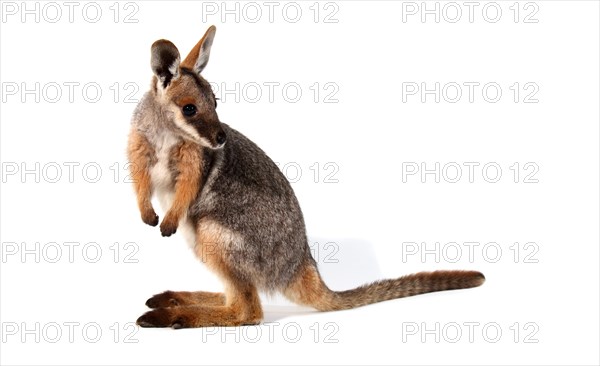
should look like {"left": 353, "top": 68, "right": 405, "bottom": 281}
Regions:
{"left": 261, "top": 236, "right": 382, "bottom": 321}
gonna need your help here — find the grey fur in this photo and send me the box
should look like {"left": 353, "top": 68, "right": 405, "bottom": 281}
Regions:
{"left": 191, "top": 124, "right": 314, "bottom": 292}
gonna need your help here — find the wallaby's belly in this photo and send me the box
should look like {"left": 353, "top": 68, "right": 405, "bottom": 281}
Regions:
{"left": 150, "top": 131, "right": 197, "bottom": 250}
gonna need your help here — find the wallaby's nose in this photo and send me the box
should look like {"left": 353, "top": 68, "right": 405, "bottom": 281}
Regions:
{"left": 216, "top": 131, "right": 227, "bottom": 145}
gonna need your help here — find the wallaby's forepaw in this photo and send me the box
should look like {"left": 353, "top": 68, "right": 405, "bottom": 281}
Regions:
{"left": 145, "top": 291, "right": 181, "bottom": 308}
{"left": 141, "top": 209, "right": 159, "bottom": 227}
{"left": 137, "top": 308, "right": 187, "bottom": 329}
{"left": 160, "top": 214, "right": 178, "bottom": 237}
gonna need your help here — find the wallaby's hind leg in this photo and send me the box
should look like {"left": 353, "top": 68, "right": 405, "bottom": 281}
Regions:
{"left": 145, "top": 291, "right": 225, "bottom": 308}
{"left": 137, "top": 282, "right": 262, "bottom": 328}
{"left": 136, "top": 220, "right": 263, "bottom": 328}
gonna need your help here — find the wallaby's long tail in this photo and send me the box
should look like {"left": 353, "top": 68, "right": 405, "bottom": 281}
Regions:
{"left": 284, "top": 263, "right": 485, "bottom": 311}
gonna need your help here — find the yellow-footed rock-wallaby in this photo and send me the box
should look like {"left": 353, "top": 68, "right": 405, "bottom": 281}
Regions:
{"left": 127, "top": 25, "right": 485, "bottom": 329}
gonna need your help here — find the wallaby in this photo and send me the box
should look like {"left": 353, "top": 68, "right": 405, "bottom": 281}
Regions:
{"left": 128, "top": 25, "right": 485, "bottom": 329}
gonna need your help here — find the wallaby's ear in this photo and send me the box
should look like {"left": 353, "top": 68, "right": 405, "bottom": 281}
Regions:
{"left": 181, "top": 25, "right": 216, "bottom": 74}
{"left": 151, "top": 39, "right": 181, "bottom": 89}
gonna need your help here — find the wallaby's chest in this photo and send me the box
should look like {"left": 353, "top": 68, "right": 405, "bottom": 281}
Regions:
{"left": 148, "top": 130, "right": 198, "bottom": 249}
{"left": 149, "top": 131, "right": 180, "bottom": 191}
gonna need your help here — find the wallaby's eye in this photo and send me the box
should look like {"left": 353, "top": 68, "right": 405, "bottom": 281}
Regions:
{"left": 182, "top": 104, "right": 197, "bottom": 116}
{"left": 215, "top": 98, "right": 219, "bottom": 108}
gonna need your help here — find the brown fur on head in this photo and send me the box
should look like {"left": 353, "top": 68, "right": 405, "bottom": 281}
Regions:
{"left": 149, "top": 26, "right": 226, "bottom": 149}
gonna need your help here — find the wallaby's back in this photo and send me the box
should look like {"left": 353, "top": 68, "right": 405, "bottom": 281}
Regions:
{"left": 189, "top": 124, "right": 314, "bottom": 292}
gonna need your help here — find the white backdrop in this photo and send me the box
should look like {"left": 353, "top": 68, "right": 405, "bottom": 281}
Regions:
{"left": 1, "top": 1, "right": 598, "bottom": 365}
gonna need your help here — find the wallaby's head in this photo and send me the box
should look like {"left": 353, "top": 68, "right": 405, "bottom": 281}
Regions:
{"left": 149, "top": 25, "right": 225, "bottom": 148}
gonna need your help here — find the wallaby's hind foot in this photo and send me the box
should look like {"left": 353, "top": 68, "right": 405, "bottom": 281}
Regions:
{"left": 138, "top": 282, "right": 263, "bottom": 328}
{"left": 136, "top": 304, "right": 262, "bottom": 329}
{"left": 145, "top": 290, "right": 226, "bottom": 308}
